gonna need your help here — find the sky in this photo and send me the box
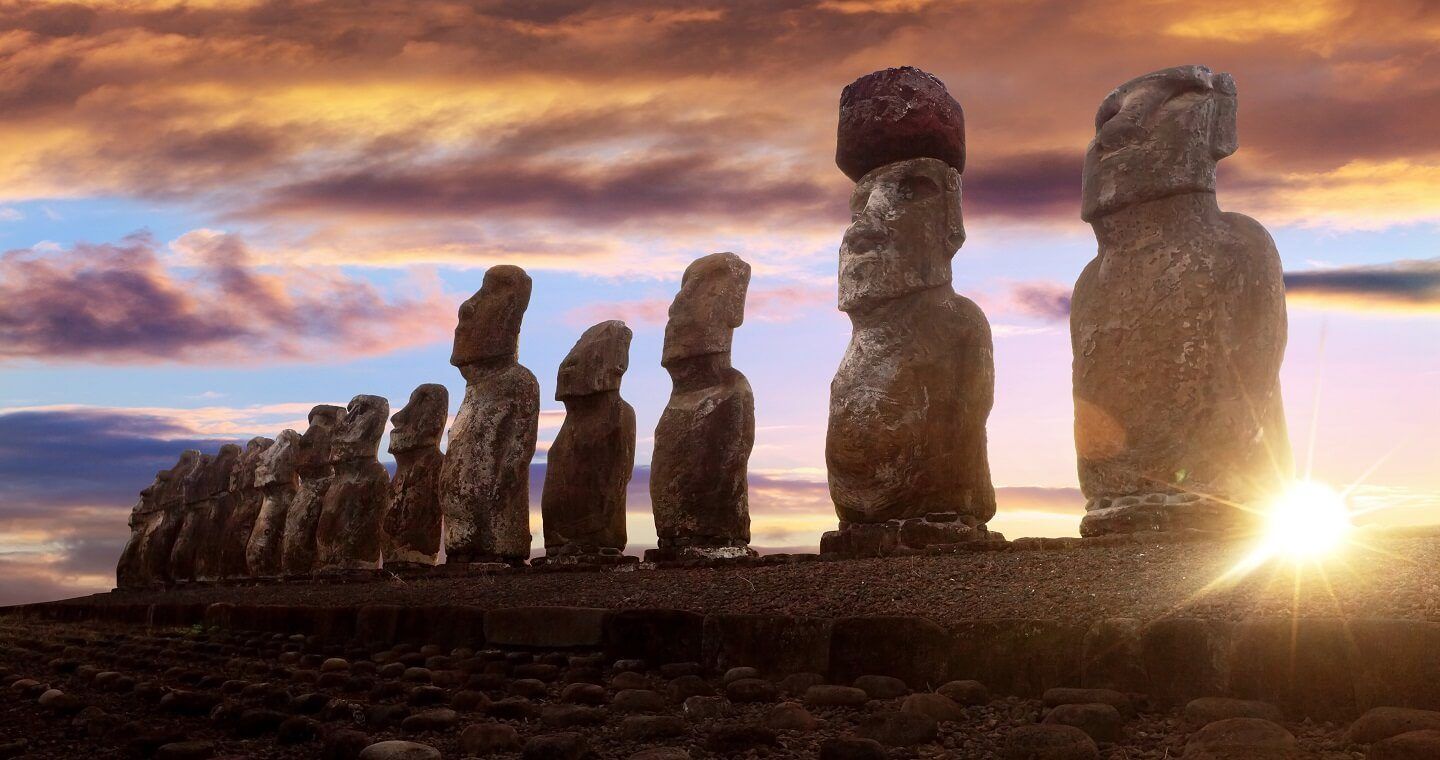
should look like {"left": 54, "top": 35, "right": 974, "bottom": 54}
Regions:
{"left": 1, "top": 0, "right": 1438, "bottom": 606}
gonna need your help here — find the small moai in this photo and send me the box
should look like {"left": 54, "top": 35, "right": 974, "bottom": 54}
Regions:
{"left": 246, "top": 430, "right": 301, "bottom": 578}
{"left": 1072, "top": 65, "right": 1291, "bottom": 535}
{"left": 136, "top": 450, "right": 201, "bottom": 585}
{"left": 316, "top": 394, "right": 392, "bottom": 573}
{"left": 191, "top": 444, "right": 242, "bottom": 582}
{"left": 540, "top": 320, "right": 636, "bottom": 561}
{"left": 217, "top": 437, "right": 274, "bottom": 579}
{"left": 281, "top": 404, "right": 346, "bottom": 577}
{"left": 439, "top": 265, "right": 539, "bottom": 565}
{"left": 384, "top": 383, "right": 448, "bottom": 568}
{"left": 647, "top": 252, "right": 756, "bottom": 562}
{"left": 822, "top": 66, "right": 996, "bottom": 557}
{"left": 116, "top": 473, "right": 163, "bottom": 589}
{"left": 166, "top": 452, "right": 214, "bottom": 583}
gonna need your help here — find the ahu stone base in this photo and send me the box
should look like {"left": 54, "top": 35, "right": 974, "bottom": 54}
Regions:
{"left": 820, "top": 512, "right": 1002, "bottom": 558}
{"left": 1080, "top": 492, "right": 1253, "bottom": 537}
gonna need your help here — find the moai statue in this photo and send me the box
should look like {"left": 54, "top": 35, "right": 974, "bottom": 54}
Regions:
{"left": 217, "top": 437, "right": 274, "bottom": 579}
{"left": 439, "top": 266, "right": 539, "bottom": 565}
{"left": 822, "top": 66, "right": 996, "bottom": 557}
{"left": 167, "top": 452, "right": 214, "bottom": 583}
{"left": 281, "top": 404, "right": 345, "bottom": 576}
{"left": 246, "top": 430, "right": 300, "bottom": 577}
{"left": 648, "top": 252, "right": 755, "bottom": 561}
{"left": 316, "top": 394, "right": 391, "bottom": 573}
{"left": 140, "top": 450, "right": 201, "bottom": 585}
{"left": 192, "top": 444, "right": 242, "bottom": 582}
{"left": 541, "top": 321, "right": 636, "bottom": 560}
{"left": 116, "top": 473, "right": 163, "bottom": 589}
{"left": 1072, "top": 65, "right": 1291, "bottom": 535}
{"left": 384, "top": 384, "right": 448, "bottom": 568}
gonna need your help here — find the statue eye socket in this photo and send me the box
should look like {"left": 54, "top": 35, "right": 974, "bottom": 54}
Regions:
{"left": 899, "top": 175, "right": 940, "bottom": 200}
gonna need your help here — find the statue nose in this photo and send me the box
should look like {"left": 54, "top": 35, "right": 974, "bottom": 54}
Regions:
{"left": 846, "top": 221, "right": 888, "bottom": 250}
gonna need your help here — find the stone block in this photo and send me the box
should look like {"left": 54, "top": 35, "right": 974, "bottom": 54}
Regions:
{"left": 951, "top": 619, "right": 1086, "bottom": 697}
{"left": 830, "top": 616, "right": 952, "bottom": 689}
{"left": 485, "top": 607, "right": 610, "bottom": 649}
{"left": 605, "top": 608, "right": 704, "bottom": 665}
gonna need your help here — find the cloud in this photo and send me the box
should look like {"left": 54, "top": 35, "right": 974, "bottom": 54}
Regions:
{"left": 1284, "top": 258, "right": 1440, "bottom": 313}
{"left": 1004, "top": 281, "right": 1073, "bottom": 322}
{"left": 564, "top": 284, "right": 834, "bottom": 328}
{"left": 0, "top": 230, "right": 453, "bottom": 363}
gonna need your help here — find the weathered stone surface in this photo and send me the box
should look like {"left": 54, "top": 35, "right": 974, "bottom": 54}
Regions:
{"left": 1185, "top": 697, "right": 1283, "bottom": 726}
{"left": 317, "top": 394, "right": 391, "bottom": 572}
{"left": 828, "top": 73, "right": 995, "bottom": 528}
{"left": 282, "top": 405, "right": 345, "bottom": 576}
{"left": 1073, "top": 65, "right": 1290, "bottom": 536}
{"left": 246, "top": 430, "right": 300, "bottom": 577}
{"left": 185, "top": 446, "right": 241, "bottom": 581}
{"left": 1369, "top": 730, "right": 1440, "bottom": 760}
{"left": 1182, "top": 717, "right": 1297, "bottom": 759}
{"left": 140, "top": 451, "right": 202, "bottom": 585}
{"left": 650, "top": 252, "right": 755, "bottom": 553}
{"left": 441, "top": 265, "right": 539, "bottom": 563}
{"left": 117, "top": 472, "right": 164, "bottom": 588}
{"left": 1043, "top": 702, "right": 1124, "bottom": 743}
{"left": 167, "top": 452, "right": 215, "bottom": 583}
{"left": 836, "top": 66, "right": 965, "bottom": 182}
{"left": 542, "top": 320, "right": 635, "bottom": 556}
{"left": 1348, "top": 708, "right": 1440, "bottom": 745}
{"left": 385, "top": 384, "right": 447, "bottom": 567}
{"left": 218, "top": 437, "right": 273, "bottom": 579}
{"left": 1004, "top": 724, "right": 1100, "bottom": 760}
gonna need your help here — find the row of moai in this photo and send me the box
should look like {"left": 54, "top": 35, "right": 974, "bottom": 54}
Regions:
{"left": 116, "top": 62, "right": 1291, "bottom": 585}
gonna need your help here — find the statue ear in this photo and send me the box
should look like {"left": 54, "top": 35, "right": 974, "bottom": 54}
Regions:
{"left": 945, "top": 168, "right": 966, "bottom": 251}
{"left": 1209, "top": 73, "right": 1238, "bottom": 160}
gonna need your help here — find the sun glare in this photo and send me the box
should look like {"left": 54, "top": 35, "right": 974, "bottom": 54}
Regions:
{"left": 1258, "top": 480, "right": 1353, "bottom": 560}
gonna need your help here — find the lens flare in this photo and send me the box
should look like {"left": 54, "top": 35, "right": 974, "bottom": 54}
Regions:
{"left": 1258, "top": 480, "right": 1353, "bottom": 560}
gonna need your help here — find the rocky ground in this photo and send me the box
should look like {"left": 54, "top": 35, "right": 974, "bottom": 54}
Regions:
{"left": 7, "top": 617, "right": 1438, "bottom": 760}
{"left": 65, "top": 530, "right": 1440, "bottom": 624}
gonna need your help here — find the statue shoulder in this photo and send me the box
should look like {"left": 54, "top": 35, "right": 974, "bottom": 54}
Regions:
{"left": 1220, "top": 211, "right": 1278, "bottom": 254}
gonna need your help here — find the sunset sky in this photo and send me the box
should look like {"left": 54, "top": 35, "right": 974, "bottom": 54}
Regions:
{"left": 1, "top": 0, "right": 1438, "bottom": 605}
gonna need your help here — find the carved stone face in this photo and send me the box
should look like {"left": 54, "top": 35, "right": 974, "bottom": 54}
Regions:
{"left": 296, "top": 404, "right": 345, "bottom": 470}
{"left": 331, "top": 395, "right": 389, "bottom": 462}
{"left": 389, "top": 384, "right": 448, "bottom": 454}
{"left": 839, "top": 157, "right": 964, "bottom": 313}
{"left": 662, "top": 252, "right": 750, "bottom": 367}
{"left": 256, "top": 429, "right": 300, "bottom": 487}
{"left": 1081, "top": 65, "right": 1237, "bottom": 222}
{"left": 557, "top": 320, "right": 632, "bottom": 399}
{"left": 451, "top": 265, "right": 532, "bottom": 368}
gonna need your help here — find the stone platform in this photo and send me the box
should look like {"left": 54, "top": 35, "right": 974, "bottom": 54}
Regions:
{"left": 9, "top": 528, "right": 1440, "bottom": 726}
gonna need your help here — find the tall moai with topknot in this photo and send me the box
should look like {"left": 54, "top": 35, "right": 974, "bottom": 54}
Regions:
{"left": 385, "top": 384, "right": 448, "bottom": 568}
{"left": 282, "top": 405, "right": 345, "bottom": 576}
{"left": 316, "top": 394, "right": 391, "bottom": 573}
{"left": 541, "top": 320, "right": 636, "bottom": 559}
{"left": 440, "top": 265, "right": 539, "bottom": 564}
{"left": 822, "top": 66, "right": 996, "bottom": 556}
{"left": 218, "top": 437, "right": 274, "bottom": 579}
{"left": 247, "top": 430, "right": 300, "bottom": 577}
{"left": 648, "top": 252, "right": 756, "bottom": 561}
{"left": 1072, "top": 65, "right": 1291, "bottom": 535}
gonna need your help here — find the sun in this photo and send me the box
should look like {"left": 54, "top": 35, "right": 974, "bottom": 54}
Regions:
{"left": 1256, "top": 480, "right": 1354, "bottom": 560}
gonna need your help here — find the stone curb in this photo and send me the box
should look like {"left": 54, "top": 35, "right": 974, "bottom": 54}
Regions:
{"left": 6, "top": 601, "right": 1438, "bottom": 719}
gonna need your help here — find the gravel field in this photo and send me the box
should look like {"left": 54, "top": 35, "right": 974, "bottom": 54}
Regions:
{"left": 63, "top": 531, "right": 1440, "bottom": 624}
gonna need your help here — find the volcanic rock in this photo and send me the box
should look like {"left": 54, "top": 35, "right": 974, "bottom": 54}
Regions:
{"left": 281, "top": 405, "right": 345, "bottom": 576}
{"left": 440, "top": 265, "right": 539, "bottom": 563}
{"left": 1004, "top": 724, "right": 1100, "bottom": 760}
{"left": 316, "top": 394, "right": 390, "bottom": 572}
{"left": 218, "top": 437, "right": 273, "bottom": 579}
{"left": 246, "top": 431, "right": 300, "bottom": 577}
{"left": 1073, "top": 66, "right": 1290, "bottom": 536}
{"left": 1182, "top": 717, "right": 1296, "bottom": 759}
{"left": 836, "top": 66, "right": 966, "bottom": 182}
{"left": 384, "top": 384, "right": 448, "bottom": 567}
{"left": 542, "top": 320, "right": 635, "bottom": 556}
{"left": 649, "top": 252, "right": 755, "bottom": 557}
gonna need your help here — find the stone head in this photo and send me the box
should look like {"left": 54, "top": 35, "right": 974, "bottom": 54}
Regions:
{"left": 182, "top": 452, "right": 214, "bottom": 505}
{"left": 136, "top": 472, "right": 164, "bottom": 515}
{"left": 839, "top": 157, "right": 964, "bottom": 313}
{"left": 1081, "top": 64, "right": 1238, "bottom": 222}
{"left": 207, "top": 444, "right": 242, "bottom": 496}
{"left": 256, "top": 430, "right": 300, "bottom": 488}
{"left": 662, "top": 253, "right": 751, "bottom": 367}
{"left": 296, "top": 404, "right": 345, "bottom": 470}
{"left": 557, "top": 320, "right": 632, "bottom": 399}
{"left": 331, "top": 394, "right": 389, "bottom": 462}
{"left": 451, "top": 265, "right": 532, "bottom": 368}
{"left": 231, "top": 436, "right": 274, "bottom": 493}
{"left": 389, "top": 384, "right": 448, "bottom": 454}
